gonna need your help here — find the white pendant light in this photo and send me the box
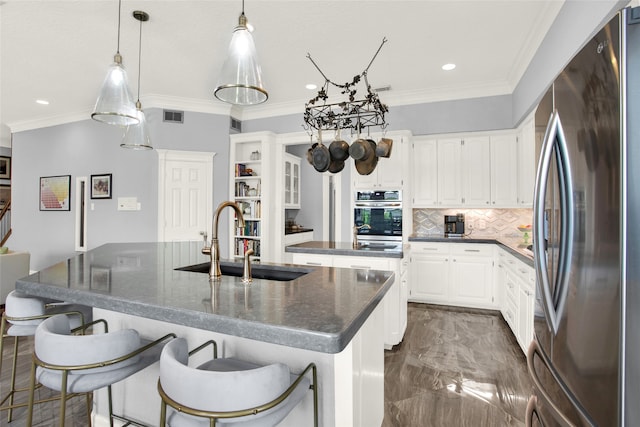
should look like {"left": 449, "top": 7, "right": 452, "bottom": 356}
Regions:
{"left": 92, "top": 0, "right": 139, "bottom": 126}
{"left": 214, "top": 0, "right": 268, "bottom": 105}
{"left": 121, "top": 11, "right": 152, "bottom": 150}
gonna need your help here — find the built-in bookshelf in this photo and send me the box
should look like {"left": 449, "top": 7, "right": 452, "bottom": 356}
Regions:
{"left": 229, "top": 134, "right": 274, "bottom": 262}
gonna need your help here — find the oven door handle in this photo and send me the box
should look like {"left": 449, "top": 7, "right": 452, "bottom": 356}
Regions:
{"left": 354, "top": 202, "right": 402, "bottom": 207}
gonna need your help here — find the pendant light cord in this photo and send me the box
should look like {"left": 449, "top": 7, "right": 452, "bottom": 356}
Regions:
{"left": 116, "top": 0, "right": 122, "bottom": 54}
{"left": 136, "top": 16, "right": 142, "bottom": 102}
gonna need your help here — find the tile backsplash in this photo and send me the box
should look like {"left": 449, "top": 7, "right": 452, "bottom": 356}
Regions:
{"left": 413, "top": 208, "right": 533, "bottom": 238}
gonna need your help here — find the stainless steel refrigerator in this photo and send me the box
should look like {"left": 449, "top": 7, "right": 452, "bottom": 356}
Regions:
{"left": 528, "top": 6, "right": 640, "bottom": 427}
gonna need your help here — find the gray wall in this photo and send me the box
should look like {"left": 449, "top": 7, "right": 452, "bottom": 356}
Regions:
{"left": 11, "top": 108, "right": 230, "bottom": 271}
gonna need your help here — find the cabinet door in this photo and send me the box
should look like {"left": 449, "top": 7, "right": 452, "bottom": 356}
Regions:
{"left": 437, "top": 138, "right": 463, "bottom": 206}
{"left": 450, "top": 254, "right": 493, "bottom": 307}
{"left": 412, "top": 139, "right": 438, "bottom": 206}
{"left": 284, "top": 159, "right": 292, "bottom": 205}
{"left": 462, "top": 136, "right": 491, "bottom": 206}
{"left": 490, "top": 133, "right": 518, "bottom": 206}
{"left": 292, "top": 162, "right": 300, "bottom": 206}
{"left": 376, "top": 138, "right": 404, "bottom": 189}
{"left": 291, "top": 253, "right": 333, "bottom": 267}
{"left": 517, "top": 118, "right": 536, "bottom": 207}
{"left": 409, "top": 253, "right": 450, "bottom": 303}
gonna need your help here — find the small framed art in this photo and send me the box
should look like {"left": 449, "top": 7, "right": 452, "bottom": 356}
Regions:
{"left": 0, "top": 156, "right": 10, "bottom": 179}
{"left": 40, "top": 175, "right": 70, "bottom": 211}
{"left": 91, "top": 174, "right": 112, "bottom": 199}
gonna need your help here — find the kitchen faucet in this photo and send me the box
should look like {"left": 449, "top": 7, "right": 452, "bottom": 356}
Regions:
{"left": 203, "top": 201, "right": 246, "bottom": 281}
{"left": 353, "top": 224, "right": 371, "bottom": 248}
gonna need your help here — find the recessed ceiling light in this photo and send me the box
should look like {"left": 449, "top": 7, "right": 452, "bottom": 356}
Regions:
{"left": 305, "top": 83, "right": 318, "bottom": 90}
{"left": 36, "top": 99, "right": 50, "bottom": 105}
{"left": 442, "top": 63, "right": 456, "bottom": 71}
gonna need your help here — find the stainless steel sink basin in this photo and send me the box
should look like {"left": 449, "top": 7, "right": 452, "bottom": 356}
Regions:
{"left": 176, "top": 262, "right": 311, "bottom": 281}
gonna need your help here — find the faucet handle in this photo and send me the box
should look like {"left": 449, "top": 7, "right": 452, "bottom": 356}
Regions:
{"left": 242, "top": 249, "right": 254, "bottom": 284}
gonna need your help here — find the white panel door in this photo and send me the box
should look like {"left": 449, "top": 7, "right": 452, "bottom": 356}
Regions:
{"left": 157, "top": 150, "right": 215, "bottom": 242}
{"left": 437, "top": 138, "right": 462, "bottom": 206}
{"left": 462, "top": 136, "right": 491, "bottom": 206}
{"left": 490, "top": 133, "right": 518, "bottom": 206}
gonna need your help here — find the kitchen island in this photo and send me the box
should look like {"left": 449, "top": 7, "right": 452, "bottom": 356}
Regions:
{"left": 286, "top": 241, "right": 407, "bottom": 349}
{"left": 16, "top": 242, "right": 393, "bottom": 427}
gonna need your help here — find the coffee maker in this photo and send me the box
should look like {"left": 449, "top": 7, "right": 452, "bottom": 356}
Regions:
{"left": 444, "top": 214, "right": 465, "bottom": 237}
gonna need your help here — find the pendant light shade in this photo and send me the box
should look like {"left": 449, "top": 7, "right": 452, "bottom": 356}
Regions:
{"left": 214, "top": 7, "right": 268, "bottom": 106}
{"left": 121, "top": 11, "right": 152, "bottom": 150}
{"left": 121, "top": 102, "right": 152, "bottom": 150}
{"left": 92, "top": 0, "right": 139, "bottom": 126}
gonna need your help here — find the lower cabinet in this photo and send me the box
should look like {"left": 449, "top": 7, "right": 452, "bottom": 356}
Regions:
{"left": 496, "top": 247, "right": 535, "bottom": 353}
{"left": 409, "top": 242, "right": 495, "bottom": 309}
{"left": 291, "top": 253, "right": 406, "bottom": 349}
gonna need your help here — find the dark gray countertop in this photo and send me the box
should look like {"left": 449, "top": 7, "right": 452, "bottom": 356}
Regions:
{"left": 408, "top": 235, "right": 534, "bottom": 266}
{"left": 285, "top": 241, "right": 404, "bottom": 258}
{"left": 284, "top": 227, "right": 314, "bottom": 235}
{"left": 15, "top": 242, "right": 393, "bottom": 354}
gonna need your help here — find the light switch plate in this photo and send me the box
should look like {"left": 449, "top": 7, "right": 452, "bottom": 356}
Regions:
{"left": 117, "top": 197, "right": 139, "bottom": 211}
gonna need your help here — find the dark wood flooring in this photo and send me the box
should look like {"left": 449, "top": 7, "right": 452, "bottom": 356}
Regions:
{"left": 1, "top": 303, "right": 531, "bottom": 426}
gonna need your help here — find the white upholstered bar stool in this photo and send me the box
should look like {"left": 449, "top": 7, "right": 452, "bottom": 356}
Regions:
{"left": 157, "top": 338, "right": 318, "bottom": 427}
{"left": 0, "top": 290, "right": 93, "bottom": 422}
{"left": 27, "top": 313, "right": 176, "bottom": 427}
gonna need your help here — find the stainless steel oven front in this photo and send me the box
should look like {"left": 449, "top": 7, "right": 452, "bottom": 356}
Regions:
{"left": 353, "top": 190, "right": 402, "bottom": 243}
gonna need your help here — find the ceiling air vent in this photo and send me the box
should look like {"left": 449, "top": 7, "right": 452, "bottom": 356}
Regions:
{"left": 163, "top": 109, "right": 184, "bottom": 123}
{"left": 230, "top": 117, "right": 242, "bottom": 133}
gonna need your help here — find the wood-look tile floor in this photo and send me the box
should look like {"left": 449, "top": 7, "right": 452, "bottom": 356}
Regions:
{"left": 2, "top": 303, "right": 532, "bottom": 426}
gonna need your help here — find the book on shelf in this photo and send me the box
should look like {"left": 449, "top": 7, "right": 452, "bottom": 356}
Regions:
{"left": 235, "top": 238, "right": 261, "bottom": 257}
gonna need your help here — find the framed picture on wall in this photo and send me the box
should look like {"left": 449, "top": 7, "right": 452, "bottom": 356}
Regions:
{"left": 0, "top": 157, "right": 10, "bottom": 179}
{"left": 40, "top": 175, "right": 70, "bottom": 211}
{"left": 91, "top": 173, "right": 112, "bottom": 199}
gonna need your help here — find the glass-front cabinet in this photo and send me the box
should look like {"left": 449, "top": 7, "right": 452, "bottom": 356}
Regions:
{"left": 284, "top": 153, "right": 301, "bottom": 209}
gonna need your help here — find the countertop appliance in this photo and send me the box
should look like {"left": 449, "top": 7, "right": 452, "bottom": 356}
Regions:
{"left": 354, "top": 190, "right": 402, "bottom": 245}
{"left": 527, "top": 7, "right": 639, "bottom": 426}
{"left": 444, "top": 214, "right": 465, "bottom": 237}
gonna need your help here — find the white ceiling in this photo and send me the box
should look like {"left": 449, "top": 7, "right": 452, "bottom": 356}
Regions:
{"left": 1, "top": 0, "right": 566, "bottom": 133}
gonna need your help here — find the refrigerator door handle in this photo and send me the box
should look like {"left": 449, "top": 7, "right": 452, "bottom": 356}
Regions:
{"left": 533, "top": 110, "right": 574, "bottom": 334}
{"left": 526, "top": 395, "right": 544, "bottom": 427}
{"left": 527, "top": 341, "right": 578, "bottom": 427}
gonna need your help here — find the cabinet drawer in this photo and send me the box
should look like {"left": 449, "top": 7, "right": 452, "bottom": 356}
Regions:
{"left": 291, "top": 253, "right": 332, "bottom": 267}
{"left": 450, "top": 243, "right": 493, "bottom": 256}
{"left": 410, "top": 243, "right": 451, "bottom": 255}
{"left": 333, "top": 256, "right": 391, "bottom": 271}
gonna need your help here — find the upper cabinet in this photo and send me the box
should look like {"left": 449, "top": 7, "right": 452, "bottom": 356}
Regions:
{"left": 283, "top": 153, "right": 301, "bottom": 209}
{"left": 412, "top": 130, "right": 528, "bottom": 208}
{"left": 352, "top": 132, "right": 409, "bottom": 189}
{"left": 517, "top": 116, "right": 536, "bottom": 207}
{"left": 490, "top": 133, "right": 519, "bottom": 206}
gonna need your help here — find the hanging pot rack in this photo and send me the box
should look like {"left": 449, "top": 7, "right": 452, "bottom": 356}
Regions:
{"left": 303, "top": 37, "right": 389, "bottom": 134}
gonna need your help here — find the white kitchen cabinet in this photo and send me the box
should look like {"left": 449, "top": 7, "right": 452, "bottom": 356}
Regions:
{"left": 436, "top": 136, "right": 491, "bottom": 207}
{"left": 291, "top": 252, "right": 406, "bottom": 349}
{"left": 290, "top": 252, "right": 333, "bottom": 267}
{"left": 436, "top": 138, "right": 463, "bottom": 206}
{"left": 462, "top": 136, "right": 491, "bottom": 206}
{"left": 352, "top": 134, "right": 407, "bottom": 189}
{"left": 409, "top": 249, "right": 450, "bottom": 303}
{"left": 517, "top": 116, "right": 536, "bottom": 207}
{"left": 283, "top": 153, "right": 301, "bottom": 209}
{"left": 490, "top": 133, "right": 519, "bottom": 206}
{"left": 409, "top": 242, "right": 495, "bottom": 309}
{"left": 498, "top": 247, "right": 535, "bottom": 353}
{"left": 411, "top": 138, "right": 438, "bottom": 207}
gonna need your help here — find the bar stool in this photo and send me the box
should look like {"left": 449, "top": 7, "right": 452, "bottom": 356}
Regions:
{"left": 0, "top": 290, "right": 93, "bottom": 422}
{"left": 27, "top": 313, "right": 176, "bottom": 427}
{"left": 157, "top": 337, "right": 318, "bottom": 427}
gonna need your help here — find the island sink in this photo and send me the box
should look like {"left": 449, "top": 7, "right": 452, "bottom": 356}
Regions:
{"left": 176, "top": 261, "right": 311, "bottom": 281}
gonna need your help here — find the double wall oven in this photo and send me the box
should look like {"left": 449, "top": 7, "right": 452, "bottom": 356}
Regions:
{"left": 353, "top": 190, "right": 402, "bottom": 245}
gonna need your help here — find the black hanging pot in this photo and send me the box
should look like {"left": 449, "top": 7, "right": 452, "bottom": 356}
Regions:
{"left": 329, "top": 139, "right": 350, "bottom": 161}
{"left": 351, "top": 138, "right": 378, "bottom": 175}
{"left": 312, "top": 142, "right": 330, "bottom": 172}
